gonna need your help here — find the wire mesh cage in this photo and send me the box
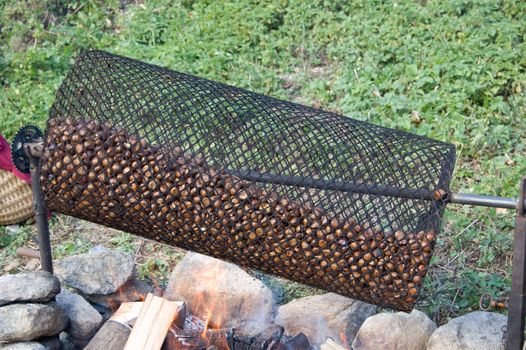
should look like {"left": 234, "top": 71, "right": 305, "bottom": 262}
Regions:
{"left": 41, "top": 50, "right": 456, "bottom": 311}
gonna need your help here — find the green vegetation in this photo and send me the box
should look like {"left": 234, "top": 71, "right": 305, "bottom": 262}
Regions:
{"left": 0, "top": 216, "right": 184, "bottom": 288}
{"left": 1, "top": 0, "right": 525, "bottom": 320}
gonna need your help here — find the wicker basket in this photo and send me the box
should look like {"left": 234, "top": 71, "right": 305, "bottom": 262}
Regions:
{"left": 0, "top": 169, "right": 34, "bottom": 225}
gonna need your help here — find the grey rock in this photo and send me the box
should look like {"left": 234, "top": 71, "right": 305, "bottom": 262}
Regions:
{"left": 0, "top": 303, "right": 67, "bottom": 342}
{"left": 63, "top": 335, "right": 89, "bottom": 349}
{"left": 352, "top": 309, "right": 436, "bottom": 350}
{"left": 55, "top": 290, "right": 103, "bottom": 340}
{"left": 58, "top": 332, "right": 77, "bottom": 350}
{"left": 84, "top": 278, "right": 152, "bottom": 309}
{"left": 425, "top": 311, "right": 507, "bottom": 350}
{"left": 88, "top": 245, "right": 109, "bottom": 254}
{"left": 274, "top": 293, "right": 376, "bottom": 347}
{"left": 54, "top": 251, "right": 134, "bottom": 295}
{"left": 165, "top": 252, "right": 276, "bottom": 335}
{"left": 89, "top": 302, "right": 113, "bottom": 323}
{"left": 0, "top": 342, "right": 46, "bottom": 350}
{"left": 5, "top": 225, "right": 21, "bottom": 236}
{"left": 0, "top": 271, "right": 61, "bottom": 306}
{"left": 35, "top": 336, "right": 61, "bottom": 350}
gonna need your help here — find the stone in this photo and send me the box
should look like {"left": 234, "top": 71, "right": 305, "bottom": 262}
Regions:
{"left": 425, "top": 311, "right": 507, "bottom": 350}
{"left": 90, "top": 302, "right": 113, "bottom": 323}
{"left": 54, "top": 251, "right": 134, "bottom": 295}
{"left": 34, "top": 336, "right": 61, "bottom": 350}
{"left": 88, "top": 245, "right": 109, "bottom": 254}
{"left": 0, "top": 303, "right": 67, "bottom": 342}
{"left": 64, "top": 334, "right": 90, "bottom": 349}
{"left": 84, "top": 278, "right": 152, "bottom": 309}
{"left": 58, "top": 332, "right": 76, "bottom": 350}
{"left": 0, "top": 342, "right": 46, "bottom": 350}
{"left": 165, "top": 252, "right": 276, "bottom": 334}
{"left": 55, "top": 290, "right": 103, "bottom": 340}
{"left": 352, "top": 309, "right": 436, "bottom": 350}
{"left": 5, "top": 225, "right": 21, "bottom": 235}
{"left": 0, "top": 271, "right": 61, "bottom": 306}
{"left": 274, "top": 293, "right": 376, "bottom": 347}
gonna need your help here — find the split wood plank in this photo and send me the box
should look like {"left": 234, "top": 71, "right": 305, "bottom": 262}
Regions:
{"left": 123, "top": 293, "right": 184, "bottom": 350}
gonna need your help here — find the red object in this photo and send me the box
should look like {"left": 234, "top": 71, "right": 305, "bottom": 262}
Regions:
{"left": 0, "top": 134, "right": 52, "bottom": 220}
{"left": 0, "top": 135, "right": 32, "bottom": 185}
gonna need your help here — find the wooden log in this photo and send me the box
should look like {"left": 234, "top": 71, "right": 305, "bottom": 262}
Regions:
{"left": 84, "top": 321, "right": 131, "bottom": 350}
{"left": 16, "top": 247, "right": 40, "bottom": 259}
{"left": 85, "top": 302, "right": 144, "bottom": 350}
{"left": 124, "top": 293, "right": 185, "bottom": 350}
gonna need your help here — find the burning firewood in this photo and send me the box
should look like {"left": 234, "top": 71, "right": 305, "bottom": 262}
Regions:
{"left": 124, "top": 293, "right": 185, "bottom": 350}
{"left": 227, "top": 327, "right": 313, "bottom": 350}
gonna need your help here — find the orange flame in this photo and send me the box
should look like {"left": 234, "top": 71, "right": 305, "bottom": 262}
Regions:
{"left": 339, "top": 331, "right": 351, "bottom": 349}
{"left": 107, "top": 280, "right": 147, "bottom": 312}
{"left": 188, "top": 258, "right": 229, "bottom": 339}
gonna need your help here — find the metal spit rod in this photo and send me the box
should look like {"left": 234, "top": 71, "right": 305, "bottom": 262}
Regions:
{"left": 449, "top": 192, "right": 521, "bottom": 210}
{"left": 232, "top": 169, "right": 526, "bottom": 211}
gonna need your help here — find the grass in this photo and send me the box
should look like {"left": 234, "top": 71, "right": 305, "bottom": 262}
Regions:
{"left": 0, "top": 216, "right": 185, "bottom": 288}
{"left": 1, "top": 0, "right": 525, "bottom": 320}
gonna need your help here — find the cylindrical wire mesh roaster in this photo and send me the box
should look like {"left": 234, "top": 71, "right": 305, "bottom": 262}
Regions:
{"left": 40, "top": 50, "right": 456, "bottom": 311}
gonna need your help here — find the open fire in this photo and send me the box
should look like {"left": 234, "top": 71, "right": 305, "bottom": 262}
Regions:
{"left": 98, "top": 292, "right": 315, "bottom": 350}
{"left": 83, "top": 252, "right": 348, "bottom": 350}
{"left": 88, "top": 264, "right": 320, "bottom": 350}
{"left": 160, "top": 264, "right": 315, "bottom": 350}
{"left": 158, "top": 252, "right": 317, "bottom": 350}
{"left": 163, "top": 315, "right": 313, "bottom": 350}
{"left": 96, "top": 264, "right": 318, "bottom": 350}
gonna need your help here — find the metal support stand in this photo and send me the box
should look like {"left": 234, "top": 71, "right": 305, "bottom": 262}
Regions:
{"left": 24, "top": 143, "right": 53, "bottom": 273}
{"left": 506, "top": 178, "right": 526, "bottom": 350}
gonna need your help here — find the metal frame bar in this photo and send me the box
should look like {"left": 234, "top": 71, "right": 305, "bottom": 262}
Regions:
{"left": 233, "top": 169, "right": 526, "bottom": 210}
{"left": 231, "top": 169, "right": 437, "bottom": 200}
{"left": 506, "top": 178, "right": 526, "bottom": 350}
{"left": 24, "top": 143, "right": 53, "bottom": 274}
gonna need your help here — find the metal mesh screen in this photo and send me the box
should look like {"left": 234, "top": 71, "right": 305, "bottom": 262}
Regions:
{"left": 41, "top": 50, "right": 456, "bottom": 310}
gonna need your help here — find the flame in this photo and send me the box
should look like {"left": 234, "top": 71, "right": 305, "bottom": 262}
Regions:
{"left": 165, "top": 255, "right": 259, "bottom": 349}
{"left": 339, "top": 331, "right": 351, "bottom": 349}
{"left": 202, "top": 305, "right": 213, "bottom": 335}
{"left": 107, "top": 280, "right": 147, "bottom": 312}
{"left": 194, "top": 259, "right": 228, "bottom": 338}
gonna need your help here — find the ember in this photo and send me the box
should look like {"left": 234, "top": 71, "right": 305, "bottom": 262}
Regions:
{"left": 160, "top": 294, "right": 313, "bottom": 350}
{"left": 164, "top": 323, "right": 313, "bottom": 350}
{"left": 163, "top": 314, "right": 229, "bottom": 350}
{"left": 226, "top": 327, "right": 313, "bottom": 350}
